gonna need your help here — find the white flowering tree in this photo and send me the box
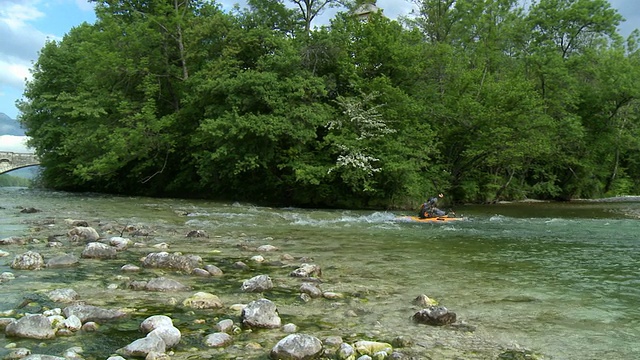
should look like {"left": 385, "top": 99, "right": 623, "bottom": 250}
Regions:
{"left": 327, "top": 91, "right": 395, "bottom": 192}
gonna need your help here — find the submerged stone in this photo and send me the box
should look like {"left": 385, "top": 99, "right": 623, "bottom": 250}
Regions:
{"left": 241, "top": 274, "right": 273, "bottom": 292}
{"left": 10, "top": 251, "right": 44, "bottom": 270}
{"left": 241, "top": 298, "right": 281, "bottom": 329}
{"left": 63, "top": 304, "right": 127, "bottom": 323}
{"left": 498, "top": 349, "right": 544, "bottom": 360}
{"left": 270, "top": 333, "right": 323, "bottom": 360}
{"left": 145, "top": 277, "right": 190, "bottom": 292}
{"left": 353, "top": 341, "right": 392, "bottom": 356}
{"left": 182, "top": 292, "right": 223, "bottom": 309}
{"left": 412, "top": 306, "right": 457, "bottom": 326}
{"left": 141, "top": 252, "right": 202, "bottom": 273}
{"left": 5, "top": 314, "right": 56, "bottom": 339}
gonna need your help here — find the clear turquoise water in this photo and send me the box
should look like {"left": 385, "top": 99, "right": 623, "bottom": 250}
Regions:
{"left": 1, "top": 188, "right": 639, "bottom": 359}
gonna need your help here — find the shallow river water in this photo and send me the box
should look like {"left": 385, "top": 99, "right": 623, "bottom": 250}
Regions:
{"left": 1, "top": 187, "right": 639, "bottom": 359}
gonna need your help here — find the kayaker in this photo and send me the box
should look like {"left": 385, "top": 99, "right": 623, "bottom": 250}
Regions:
{"left": 418, "top": 193, "right": 446, "bottom": 218}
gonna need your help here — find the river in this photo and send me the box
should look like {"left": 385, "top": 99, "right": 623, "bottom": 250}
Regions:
{"left": 1, "top": 187, "right": 639, "bottom": 359}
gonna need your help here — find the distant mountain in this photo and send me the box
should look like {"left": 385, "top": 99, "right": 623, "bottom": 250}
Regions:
{"left": 0, "top": 112, "right": 25, "bottom": 136}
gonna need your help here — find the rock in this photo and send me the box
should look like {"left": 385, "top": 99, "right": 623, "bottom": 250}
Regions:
{"left": 204, "top": 264, "right": 223, "bottom": 276}
{"left": 353, "top": 341, "right": 393, "bottom": 356}
{"left": 182, "top": 292, "right": 223, "bottom": 309}
{"left": 144, "top": 277, "right": 190, "bottom": 292}
{"left": 108, "top": 236, "right": 132, "bottom": 251}
{"left": 46, "top": 288, "right": 79, "bottom": 303}
{"left": 1, "top": 237, "right": 26, "bottom": 245}
{"left": 324, "top": 336, "right": 343, "bottom": 348}
{"left": 81, "top": 322, "right": 99, "bottom": 331}
{"left": 241, "top": 298, "right": 281, "bottom": 329}
{"left": 129, "top": 280, "right": 148, "bottom": 290}
{"left": 290, "top": 263, "right": 321, "bottom": 278}
{"left": 257, "top": 244, "right": 279, "bottom": 252}
{"left": 413, "top": 294, "right": 438, "bottom": 307}
{"left": 186, "top": 230, "right": 208, "bottom": 238}
{"left": 140, "top": 316, "right": 174, "bottom": 333}
{"left": 233, "top": 261, "right": 249, "bottom": 270}
{"left": 497, "top": 349, "right": 544, "bottom": 360}
{"left": 121, "top": 264, "right": 141, "bottom": 272}
{"left": 204, "top": 332, "right": 233, "bottom": 347}
{"left": 280, "top": 253, "right": 295, "bottom": 261}
{"left": 300, "top": 283, "right": 322, "bottom": 298}
{"left": 20, "top": 207, "right": 40, "bottom": 213}
{"left": 81, "top": 242, "right": 117, "bottom": 259}
{"left": 64, "top": 219, "right": 89, "bottom": 227}
{"left": 63, "top": 315, "right": 82, "bottom": 331}
{"left": 322, "top": 292, "right": 343, "bottom": 300}
{"left": 63, "top": 304, "right": 127, "bottom": 323}
{"left": 270, "top": 333, "right": 323, "bottom": 360}
{"left": 46, "top": 254, "right": 80, "bottom": 268}
{"left": 0, "top": 272, "right": 15, "bottom": 282}
{"left": 283, "top": 323, "right": 298, "bottom": 333}
{"left": 5, "top": 314, "right": 56, "bottom": 339}
{"left": 11, "top": 251, "right": 44, "bottom": 270}
{"left": 56, "top": 328, "right": 74, "bottom": 337}
{"left": 148, "top": 326, "right": 181, "bottom": 348}
{"left": 241, "top": 274, "right": 273, "bottom": 293}
{"left": 43, "top": 308, "right": 62, "bottom": 316}
{"left": 145, "top": 351, "right": 170, "bottom": 360}
{"left": 141, "top": 252, "right": 202, "bottom": 273}
{"left": 191, "top": 268, "right": 211, "bottom": 277}
{"left": 215, "top": 319, "right": 234, "bottom": 333}
{"left": 117, "top": 333, "right": 166, "bottom": 357}
{"left": 5, "top": 348, "right": 31, "bottom": 359}
{"left": 391, "top": 336, "right": 413, "bottom": 348}
{"left": 67, "top": 226, "right": 100, "bottom": 242}
{"left": 0, "top": 317, "right": 15, "bottom": 330}
{"left": 63, "top": 346, "right": 85, "bottom": 360}
{"left": 229, "top": 303, "right": 246, "bottom": 313}
{"left": 412, "top": 306, "right": 457, "bottom": 326}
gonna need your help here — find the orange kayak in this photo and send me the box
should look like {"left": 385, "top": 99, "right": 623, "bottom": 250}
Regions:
{"left": 398, "top": 216, "right": 464, "bottom": 223}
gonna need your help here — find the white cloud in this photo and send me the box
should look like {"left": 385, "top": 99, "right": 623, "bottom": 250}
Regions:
{"left": 0, "top": 1, "right": 46, "bottom": 26}
{"left": 0, "top": 60, "right": 31, "bottom": 88}
{"left": 0, "top": 1, "right": 54, "bottom": 89}
{"left": 0, "top": 135, "right": 31, "bottom": 152}
{"left": 0, "top": 0, "right": 63, "bottom": 118}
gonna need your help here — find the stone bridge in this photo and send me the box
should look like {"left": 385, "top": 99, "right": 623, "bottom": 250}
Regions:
{"left": 0, "top": 151, "right": 40, "bottom": 175}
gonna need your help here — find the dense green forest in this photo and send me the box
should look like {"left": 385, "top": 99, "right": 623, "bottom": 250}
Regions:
{"left": 17, "top": 0, "right": 640, "bottom": 208}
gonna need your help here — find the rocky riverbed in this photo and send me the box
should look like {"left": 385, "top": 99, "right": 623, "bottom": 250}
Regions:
{"left": 0, "top": 206, "right": 544, "bottom": 360}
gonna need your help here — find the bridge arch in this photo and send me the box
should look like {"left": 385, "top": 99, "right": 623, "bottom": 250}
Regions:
{"left": 0, "top": 152, "right": 40, "bottom": 175}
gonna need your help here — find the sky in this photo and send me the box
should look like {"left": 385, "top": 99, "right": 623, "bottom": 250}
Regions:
{"left": 0, "top": 0, "right": 638, "bottom": 152}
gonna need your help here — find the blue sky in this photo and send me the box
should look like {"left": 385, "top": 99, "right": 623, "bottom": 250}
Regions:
{"left": 0, "top": 0, "right": 638, "bottom": 125}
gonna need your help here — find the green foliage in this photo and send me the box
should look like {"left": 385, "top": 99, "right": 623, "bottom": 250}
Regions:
{"left": 17, "top": 0, "right": 640, "bottom": 207}
{"left": 0, "top": 174, "right": 32, "bottom": 187}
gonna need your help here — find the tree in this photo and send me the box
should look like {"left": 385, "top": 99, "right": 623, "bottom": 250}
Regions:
{"left": 289, "top": 0, "right": 342, "bottom": 35}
